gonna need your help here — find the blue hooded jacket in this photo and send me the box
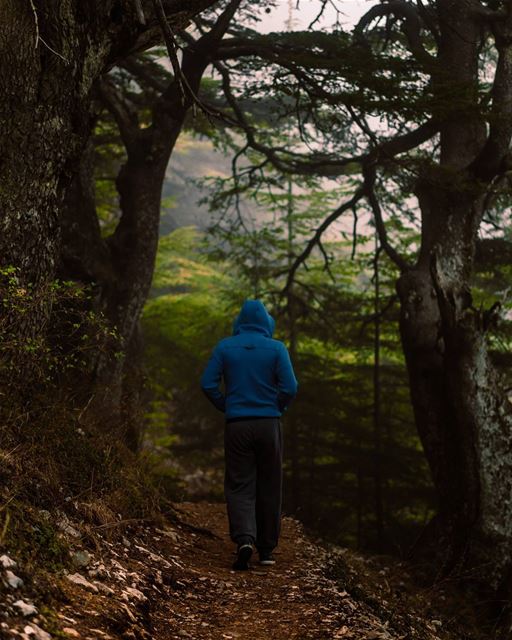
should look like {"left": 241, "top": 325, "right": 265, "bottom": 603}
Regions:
{"left": 200, "top": 299, "right": 298, "bottom": 420}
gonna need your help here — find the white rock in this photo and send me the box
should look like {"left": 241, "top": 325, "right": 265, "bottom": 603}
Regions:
{"left": 62, "top": 628, "right": 80, "bottom": 637}
{"left": 66, "top": 573, "right": 99, "bottom": 594}
{"left": 57, "top": 615, "right": 77, "bottom": 625}
{"left": 96, "top": 583, "right": 115, "bottom": 596}
{"left": 56, "top": 515, "right": 80, "bottom": 538}
{"left": 23, "top": 623, "right": 52, "bottom": 639}
{"left": 13, "top": 600, "right": 38, "bottom": 617}
{"left": 123, "top": 587, "right": 146, "bottom": 602}
{"left": 4, "top": 570, "right": 23, "bottom": 589}
{"left": 88, "top": 563, "right": 107, "bottom": 580}
{"left": 0, "top": 554, "right": 16, "bottom": 569}
{"left": 155, "top": 527, "right": 179, "bottom": 542}
{"left": 58, "top": 522, "right": 80, "bottom": 538}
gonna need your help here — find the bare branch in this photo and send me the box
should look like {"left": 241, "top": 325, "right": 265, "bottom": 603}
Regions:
{"left": 282, "top": 186, "right": 367, "bottom": 293}
{"left": 97, "top": 77, "right": 140, "bottom": 151}
{"left": 470, "top": 23, "right": 512, "bottom": 180}
{"left": 200, "top": 0, "right": 243, "bottom": 46}
{"left": 152, "top": 0, "right": 187, "bottom": 104}
{"left": 213, "top": 34, "right": 441, "bottom": 175}
{"left": 351, "top": 205, "right": 358, "bottom": 260}
{"left": 354, "top": 1, "right": 436, "bottom": 67}
{"left": 363, "top": 164, "right": 411, "bottom": 271}
{"left": 120, "top": 56, "right": 168, "bottom": 94}
{"left": 154, "top": 21, "right": 242, "bottom": 125}
{"left": 308, "top": 0, "right": 342, "bottom": 29}
{"left": 133, "top": 0, "right": 146, "bottom": 25}
{"left": 318, "top": 238, "right": 336, "bottom": 283}
{"left": 215, "top": 65, "right": 439, "bottom": 176}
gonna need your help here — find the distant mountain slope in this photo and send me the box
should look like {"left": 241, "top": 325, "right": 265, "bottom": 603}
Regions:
{"left": 160, "top": 133, "right": 230, "bottom": 234}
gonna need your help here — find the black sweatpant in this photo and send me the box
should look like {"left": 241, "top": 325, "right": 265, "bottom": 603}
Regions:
{"left": 224, "top": 417, "right": 283, "bottom": 553}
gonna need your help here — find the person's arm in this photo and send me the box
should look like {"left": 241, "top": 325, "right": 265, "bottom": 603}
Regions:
{"left": 276, "top": 342, "right": 298, "bottom": 412}
{"left": 200, "top": 344, "right": 226, "bottom": 412}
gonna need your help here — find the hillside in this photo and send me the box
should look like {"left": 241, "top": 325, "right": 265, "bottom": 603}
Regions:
{"left": 0, "top": 501, "right": 486, "bottom": 640}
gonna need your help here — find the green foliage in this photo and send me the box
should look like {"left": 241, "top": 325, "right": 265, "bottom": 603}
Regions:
{"left": 141, "top": 206, "right": 434, "bottom": 551}
{"left": 0, "top": 267, "right": 120, "bottom": 397}
{"left": 93, "top": 117, "right": 125, "bottom": 236}
{"left": 150, "top": 226, "right": 229, "bottom": 295}
{"left": 141, "top": 228, "right": 235, "bottom": 495}
{"left": 1, "top": 503, "right": 69, "bottom": 572}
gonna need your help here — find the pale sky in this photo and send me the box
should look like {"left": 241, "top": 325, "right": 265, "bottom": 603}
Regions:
{"left": 259, "top": 0, "right": 369, "bottom": 32}
{"left": 167, "top": 0, "right": 379, "bottom": 239}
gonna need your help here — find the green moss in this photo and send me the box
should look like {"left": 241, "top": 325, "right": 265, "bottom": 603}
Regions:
{"left": 38, "top": 606, "right": 69, "bottom": 638}
{"left": 2, "top": 503, "right": 69, "bottom": 571}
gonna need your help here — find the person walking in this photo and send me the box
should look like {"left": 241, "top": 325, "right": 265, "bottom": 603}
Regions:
{"left": 200, "top": 299, "right": 298, "bottom": 570}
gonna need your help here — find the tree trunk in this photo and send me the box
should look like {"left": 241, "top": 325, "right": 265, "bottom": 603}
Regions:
{"left": 90, "top": 49, "right": 211, "bottom": 416}
{"left": 57, "top": 29, "right": 221, "bottom": 433}
{"left": 286, "top": 178, "right": 301, "bottom": 511}
{"left": 95, "top": 147, "right": 174, "bottom": 407}
{"left": 373, "top": 238, "right": 384, "bottom": 551}
{"left": 58, "top": 116, "right": 183, "bottom": 442}
{"left": 0, "top": 1, "right": 100, "bottom": 328}
{"left": 397, "top": 183, "right": 512, "bottom": 594}
{"left": 0, "top": 0, "right": 218, "bottom": 350}
{"left": 391, "top": 1, "right": 512, "bottom": 606}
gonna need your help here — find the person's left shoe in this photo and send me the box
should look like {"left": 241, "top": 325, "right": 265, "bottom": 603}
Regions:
{"left": 232, "top": 543, "right": 253, "bottom": 570}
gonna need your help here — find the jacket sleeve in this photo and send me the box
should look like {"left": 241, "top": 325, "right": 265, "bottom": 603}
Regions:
{"left": 200, "top": 344, "right": 226, "bottom": 413}
{"left": 276, "top": 342, "right": 298, "bottom": 412}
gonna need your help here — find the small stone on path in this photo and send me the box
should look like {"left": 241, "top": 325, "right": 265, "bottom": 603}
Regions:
{"left": 66, "top": 573, "right": 99, "bottom": 593}
{"left": 13, "top": 600, "right": 38, "bottom": 617}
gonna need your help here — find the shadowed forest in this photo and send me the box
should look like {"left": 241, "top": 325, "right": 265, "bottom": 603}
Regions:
{"left": 2, "top": 0, "right": 512, "bottom": 638}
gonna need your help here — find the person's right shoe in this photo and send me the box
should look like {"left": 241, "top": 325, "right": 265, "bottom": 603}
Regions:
{"left": 232, "top": 544, "right": 253, "bottom": 571}
{"left": 258, "top": 551, "right": 276, "bottom": 566}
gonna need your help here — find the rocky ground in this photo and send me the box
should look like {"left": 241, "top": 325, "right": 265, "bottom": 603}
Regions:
{"left": 0, "top": 501, "right": 489, "bottom": 640}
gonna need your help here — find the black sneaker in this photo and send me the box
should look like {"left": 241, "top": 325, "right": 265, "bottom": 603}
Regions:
{"left": 232, "top": 544, "right": 253, "bottom": 570}
{"left": 258, "top": 552, "right": 276, "bottom": 566}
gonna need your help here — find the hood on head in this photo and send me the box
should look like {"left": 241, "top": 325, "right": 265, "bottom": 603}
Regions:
{"left": 232, "top": 299, "right": 275, "bottom": 338}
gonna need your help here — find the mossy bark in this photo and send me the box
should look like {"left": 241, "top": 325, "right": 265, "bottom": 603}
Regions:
{"left": 394, "top": 1, "right": 512, "bottom": 610}
{"left": 0, "top": 0, "right": 218, "bottom": 341}
{"left": 58, "top": 43, "right": 212, "bottom": 432}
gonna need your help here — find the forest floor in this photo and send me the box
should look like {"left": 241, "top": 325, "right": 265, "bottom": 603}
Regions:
{"left": 0, "top": 501, "right": 490, "bottom": 640}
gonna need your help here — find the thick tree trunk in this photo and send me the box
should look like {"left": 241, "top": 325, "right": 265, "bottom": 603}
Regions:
{"left": 86, "top": 42, "right": 218, "bottom": 427}
{"left": 60, "top": 135, "right": 115, "bottom": 288}
{"left": 0, "top": 2, "right": 99, "bottom": 323}
{"left": 59, "top": 122, "right": 182, "bottom": 442}
{"left": 95, "top": 148, "right": 175, "bottom": 407}
{"left": 0, "top": 0, "right": 218, "bottom": 436}
{"left": 0, "top": 0, "right": 218, "bottom": 347}
{"left": 397, "top": 184, "right": 512, "bottom": 595}
{"left": 391, "top": 1, "right": 512, "bottom": 604}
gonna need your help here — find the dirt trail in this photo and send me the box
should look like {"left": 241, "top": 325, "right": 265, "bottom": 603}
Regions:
{"left": 1, "top": 500, "right": 482, "bottom": 639}
{"left": 152, "top": 501, "right": 349, "bottom": 640}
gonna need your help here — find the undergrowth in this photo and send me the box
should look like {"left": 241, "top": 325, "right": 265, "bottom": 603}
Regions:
{"left": 0, "top": 267, "right": 167, "bottom": 569}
